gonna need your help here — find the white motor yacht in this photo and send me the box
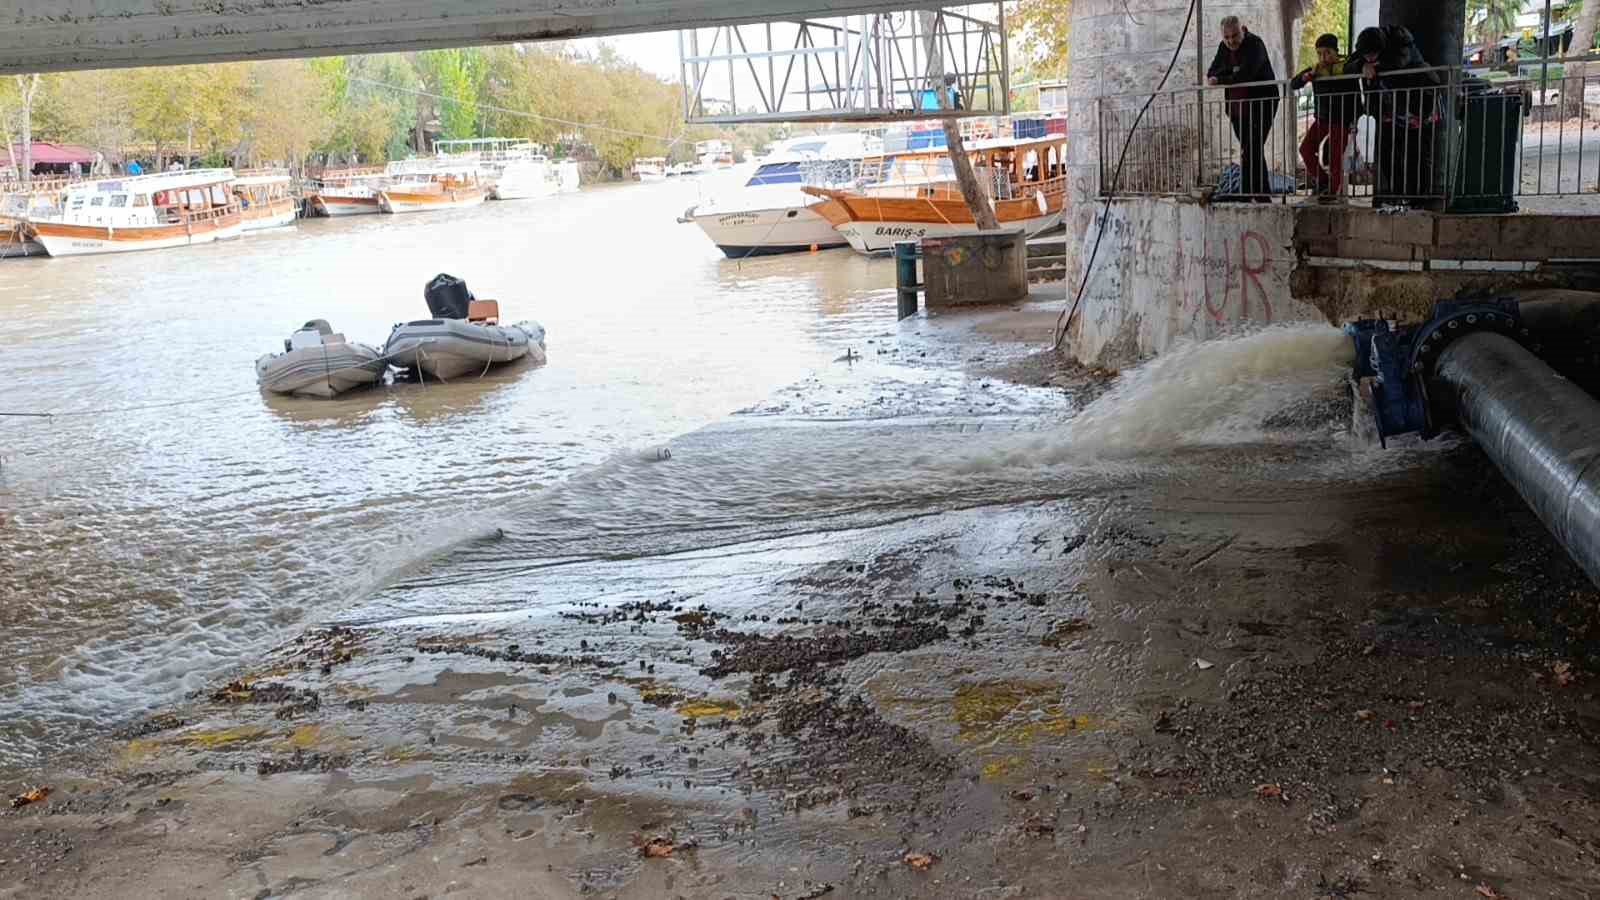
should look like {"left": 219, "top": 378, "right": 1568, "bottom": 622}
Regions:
{"left": 683, "top": 132, "right": 882, "bottom": 258}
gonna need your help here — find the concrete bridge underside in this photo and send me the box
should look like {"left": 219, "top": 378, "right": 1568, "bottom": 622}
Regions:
{"left": 0, "top": 0, "right": 943, "bottom": 75}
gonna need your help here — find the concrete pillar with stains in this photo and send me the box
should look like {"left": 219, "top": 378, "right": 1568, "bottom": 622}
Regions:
{"left": 1062, "top": 1, "right": 1296, "bottom": 309}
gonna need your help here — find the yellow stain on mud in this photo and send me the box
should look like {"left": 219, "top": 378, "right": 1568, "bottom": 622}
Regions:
{"left": 952, "top": 682, "right": 1111, "bottom": 746}
{"left": 172, "top": 725, "right": 272, "bottom": 749}
{"left": 981, "top": 755, "right": 1026, "bottom": 780}
{"left": 278, "top": 725, "right": 324, "bottom": 750}
{"left": 676, "top": 699, "right": 741, "bottom": 720}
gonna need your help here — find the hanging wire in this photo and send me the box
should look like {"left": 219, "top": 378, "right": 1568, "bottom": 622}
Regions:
{"left": 346, "top": 76, "right": 687, "bottom": 149}
{"left": 1052, "top": 0, "right": 1198, "bottom": 351}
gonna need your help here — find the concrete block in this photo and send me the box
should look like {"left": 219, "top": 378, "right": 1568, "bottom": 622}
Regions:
{"left": 1388, "top": 212, "right": 1436, "bottom": 247}
{"left": 1293, "top": 206, "right": 1337, "bottom": 240}
{"left": 1336, "top": 238, "right": 1415, "bottom": 261}
{"left": 1497, "top": 215, "right": 1559, "bottom": 250}
{"left": 923, "top": 229, "right": 1030, "bottom": 309}
{"left": 1546, "top": 216, "right": 1600, "bottom": 256}
{"left": 1434, "top": 215, "right": 1500, "bottom": 249}
{"left": 1299, "top": 238, "right": 1342, "bottom": 258}
{"left": 1344, "top": 211, "right": 1395, "bottom": 243}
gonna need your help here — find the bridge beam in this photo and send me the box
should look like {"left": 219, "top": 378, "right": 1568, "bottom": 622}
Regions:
{"left": 0, "top": 0, "right": 946, "bottom": 75}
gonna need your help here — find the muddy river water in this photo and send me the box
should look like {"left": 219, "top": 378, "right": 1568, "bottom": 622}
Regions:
{"left": 6, "top": 178, "right": 1600, "bottom": 899}
{"left": 0, "top": 174, "right": 928, "bottom": 768}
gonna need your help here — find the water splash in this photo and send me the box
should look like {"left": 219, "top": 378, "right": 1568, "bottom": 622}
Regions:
{"left": 950, "top": 324, "right": 1356, "bottom": 472}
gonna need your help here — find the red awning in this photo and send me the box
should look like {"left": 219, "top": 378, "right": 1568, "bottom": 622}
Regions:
{"left": 4, "top": 142, "right": 97, "bottom": 166}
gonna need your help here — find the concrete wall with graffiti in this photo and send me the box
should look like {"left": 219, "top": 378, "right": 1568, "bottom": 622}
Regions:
{"left": 1068, "top": 198, "right": 1324, "bottom": 367}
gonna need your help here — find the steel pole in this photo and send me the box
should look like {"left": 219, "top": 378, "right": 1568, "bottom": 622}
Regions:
{"left": 1435, "top": 330, "right": 1600, "bottom": 587}
{"left": 1195, "top": 0, "right": 1206, "bottom": 190}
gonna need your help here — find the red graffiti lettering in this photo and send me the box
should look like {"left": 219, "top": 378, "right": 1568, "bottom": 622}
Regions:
{"left": 1200, "top": 229, "right": 1273, "bottom": 323}
{"left": 1239, "top": 230, "right": 1271, "bottom": 321}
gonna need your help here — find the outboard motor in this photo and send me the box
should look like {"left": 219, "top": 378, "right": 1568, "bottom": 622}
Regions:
{"left": 424, "top": 273, "right": 474, "bottom": 320}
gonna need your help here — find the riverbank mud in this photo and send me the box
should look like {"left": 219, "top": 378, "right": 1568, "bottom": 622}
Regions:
{"left": 4, "top": 302, "right": 1598, "bottom": 899}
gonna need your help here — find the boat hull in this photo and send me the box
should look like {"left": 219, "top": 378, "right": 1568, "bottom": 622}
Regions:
{"left": 28, "top": 216, "right": 244, "bottom": 257}
{"left": 241, "top": 198, "right": 297, "bottom": 231}
{"left": 836, "top": 209, "right": 1063, "bottom": 254}
{"left": 378, "top": 188, "right": 486, "bottom": 214}
{"left": 256, "top": 342, "right": 386, "bottom": 398}
{"left": 691, "top": 204, "right": 846, "bottom": 258}
{"left": 385, "top": 319, "right": 546, "bottom": 381}
{"left": 313, "top": 195, "right": 382, "bottom": 217}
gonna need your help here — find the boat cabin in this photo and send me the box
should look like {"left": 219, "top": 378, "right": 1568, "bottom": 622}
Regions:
{"left": 231, "top": 174, "right": 292, "bottom": 209}
{"left": 37, "top": 168, "right": 240, "bottom": 228}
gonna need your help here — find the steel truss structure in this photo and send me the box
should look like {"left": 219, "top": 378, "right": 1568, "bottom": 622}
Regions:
{"left": 678, "top": 4, "right": 1009, "bottom": 124}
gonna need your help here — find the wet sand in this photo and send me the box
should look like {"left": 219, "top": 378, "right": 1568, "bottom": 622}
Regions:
{"left": 4, "top": 304, "right": 1599, "bottom": 899}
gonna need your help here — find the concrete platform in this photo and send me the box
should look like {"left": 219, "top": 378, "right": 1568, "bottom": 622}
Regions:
{"left": 1066, "top": 195, "right": 1600, "bottom": 367}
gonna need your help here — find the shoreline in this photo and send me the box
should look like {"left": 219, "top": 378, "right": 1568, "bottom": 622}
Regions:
{"left": 5, "top": 303, "right": 1599, "bottom": 899}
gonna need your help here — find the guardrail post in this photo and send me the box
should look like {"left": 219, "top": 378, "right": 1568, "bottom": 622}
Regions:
{"left": 895, "top": 240, "right": 921, "bottom": 320}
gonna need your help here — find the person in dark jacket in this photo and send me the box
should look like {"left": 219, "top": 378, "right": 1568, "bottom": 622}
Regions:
{"left": 1207, "top": 16, "right": 1280, "bottom": 199}
{"left": 1346, "top": 25, "right": 1442, "bottom": 204}
{"left": 1291, "top": 33, "right": 1361, "bottom": 198}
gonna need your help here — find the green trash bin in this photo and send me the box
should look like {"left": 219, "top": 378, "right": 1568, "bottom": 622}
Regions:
{"left": 1450, "top": 86, "right": 1523, "bottom": 214}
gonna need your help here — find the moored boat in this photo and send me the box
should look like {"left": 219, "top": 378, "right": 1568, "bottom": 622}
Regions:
{"left": 632, "top": 157, "right": 668, "bottom": 182}
{"left": 685, "top": 132, "right": 880, "bottom": 258}
{"left": 255, "top": 320, "right": 386, "bottom": 398}
{"left": 801, "top": 134, "right": 1068, "bottom": 255}
{"left": 385, "top": 274, "right": 547, "bottom": 380}
{"left": 377, "top": 170, "right": 487, "bottom": 214}
{"left": 431, "top": 139, "right": 581, "bottom": 201}
{"left": 307, "top": 167, "right": 386, "bottom": 217}
{"left": 233, "top": 171, "right": 297, "bottom": 230}
{"left": 23, "top": 168, "right": 243, "bottom": 257}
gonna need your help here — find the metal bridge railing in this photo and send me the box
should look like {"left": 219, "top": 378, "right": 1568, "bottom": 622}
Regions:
{"left": 1096, "top": 59, "right": 1600, "bottom": 210}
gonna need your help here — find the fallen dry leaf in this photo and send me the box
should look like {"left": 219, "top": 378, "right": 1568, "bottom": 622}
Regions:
{"left": 1552, "top": 661, "right": 1576, "bottom": 687}
{"left": 1476, "top": 884, "right": 1502, "bottom": 899}
{"left": 9, "top": 786, "right": 49, "bottom": 809}
{"left": 1355, "top": 709, "right": 1376, "bottom": 722}
{"left": 903, "top": 851, "right": 937, "bottom": 870}
{"left": 634, "top": 835, "right": 677, "bottom": 859}
{"left": 1255, "top": 783, "right": 1283, "bottom": 800}
{"left": 1195, "top": 658, "right": 1215, "bottom": 670}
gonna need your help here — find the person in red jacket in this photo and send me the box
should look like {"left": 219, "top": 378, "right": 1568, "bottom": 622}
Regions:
{"left": 1291, "top": 33, "right": 1361, "bottom": 201}
{"left": 1207, "top": 16, "right": 1280, "bottom": 200}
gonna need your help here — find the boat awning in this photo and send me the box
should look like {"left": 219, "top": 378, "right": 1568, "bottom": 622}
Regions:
{"left": 4, "top": 142, "right": 96, "bottom": 166}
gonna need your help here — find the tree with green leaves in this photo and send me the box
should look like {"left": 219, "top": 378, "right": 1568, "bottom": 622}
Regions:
{"left": 1469, "top": 0, "right": 1521, "bottom": 46}
{"left": 1008, "top": 0, "right": 1071, "bottom": 80}
{"left": 1297, "top": 0, "right": 1350, "bottom": 71}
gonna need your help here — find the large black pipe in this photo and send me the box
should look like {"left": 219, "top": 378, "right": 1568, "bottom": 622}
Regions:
{"left": 1436, "top": 330, "right": 1600, "bottom": 586}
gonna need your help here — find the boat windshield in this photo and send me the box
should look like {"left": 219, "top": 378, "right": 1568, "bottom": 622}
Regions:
{"left": 746, "top": 162, "right": 804, "bottom": 186}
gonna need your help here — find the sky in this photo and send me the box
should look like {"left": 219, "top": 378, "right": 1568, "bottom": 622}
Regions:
{"left": 572, "top": 32, "right": 683, "bottom": 80}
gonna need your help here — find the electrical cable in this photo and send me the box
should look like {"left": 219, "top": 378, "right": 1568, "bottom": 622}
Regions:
{"left": 346, "top": 76, "right": 686, "bottom": 148}
{"left": 1053, "top": 0, "right": 1199, "bottom": 351}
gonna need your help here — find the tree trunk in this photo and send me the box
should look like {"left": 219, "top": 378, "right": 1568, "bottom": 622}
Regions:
{"left": 1564, "top": 1, "right": 1597, "bottom": 118}
{"left": 16, "top": 74, "right": 39, "bottom": 186}
{"left": 185, "top": 118, "right": 194, "bottom": 168}
{"left": 920, "top": 10, "right": 1000, "bottom": 231}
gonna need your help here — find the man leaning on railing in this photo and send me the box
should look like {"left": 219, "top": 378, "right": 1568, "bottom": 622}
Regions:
{"left": 1348, "top": 25, "right": 1441, "bottom": 205}
{"left": 1206, "top": 15, "right": 1279, "bottom": 202}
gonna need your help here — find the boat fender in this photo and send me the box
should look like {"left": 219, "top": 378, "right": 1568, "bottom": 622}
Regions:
{"left": 1035, "top": 190, "right": 1047, "bottom": 214}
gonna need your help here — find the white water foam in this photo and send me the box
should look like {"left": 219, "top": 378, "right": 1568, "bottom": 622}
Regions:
{"left": 951, "top": 324, "right": 1357, "bottom": 473}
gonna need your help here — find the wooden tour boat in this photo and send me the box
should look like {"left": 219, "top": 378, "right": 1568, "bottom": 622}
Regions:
{"left": 23, "top": 168, "right": 243, "bottom": 257}
{"left": 377, "top": 170, "right": 487, "bottom": 214}
{"left": 233, "top": 171, "right": 297, "bottom": 230}
{"left": 801, "top": 135, "right": 1068, "bottom": 255}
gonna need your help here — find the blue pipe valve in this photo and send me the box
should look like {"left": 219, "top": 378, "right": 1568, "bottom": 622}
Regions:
{"left": 1345, "top": 298, "right": 1526, "bottom": 447}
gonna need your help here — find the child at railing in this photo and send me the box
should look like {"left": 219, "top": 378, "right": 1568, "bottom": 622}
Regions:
{"left": 1292, "top": 33, "right": 1361, "bottom": 202}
